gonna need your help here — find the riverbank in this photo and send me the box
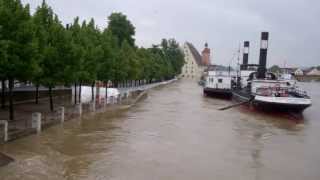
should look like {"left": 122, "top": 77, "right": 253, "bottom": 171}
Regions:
{"left": 0, "top": 79, "right": 177, "bottom": 166}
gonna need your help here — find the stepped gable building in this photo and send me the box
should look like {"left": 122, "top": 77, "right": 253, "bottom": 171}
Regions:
{"left": 181, "top": 42, "right": 207, "bottom": 79}
{"left": 201, "top": 43, "right": 211, "bottom": 66}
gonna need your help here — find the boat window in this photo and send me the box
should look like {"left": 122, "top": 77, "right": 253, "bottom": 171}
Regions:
{"left": 218, "top": 79, "right": 223, "bottom": 83}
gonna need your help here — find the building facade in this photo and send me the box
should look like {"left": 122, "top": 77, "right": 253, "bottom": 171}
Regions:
{"left": 294, "top": 68, "right": 304, "bottom": 76}
{"left": 181, "top": 42, "right": 207, "bottom": 79}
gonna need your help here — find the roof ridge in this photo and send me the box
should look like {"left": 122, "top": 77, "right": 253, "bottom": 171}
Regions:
{"left": 186, "top": 42, "right": 204, "bottom": 66}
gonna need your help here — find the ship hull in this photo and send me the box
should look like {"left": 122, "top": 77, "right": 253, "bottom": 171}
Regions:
{"left": 232, "top": 91, "right": 312, "bottom": 113}
{"left": 252, "top": 95, "right": 312, "bottom": 113}
{"left": 252, "top": 100, "right": 311, "bottom": 113}
{"left": 204, "top": 88, "right": 232, "bottom": 99}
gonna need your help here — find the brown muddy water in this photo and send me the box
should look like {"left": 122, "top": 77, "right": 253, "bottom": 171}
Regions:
{"left": 0, "top": 80, "right": 320, "bottom": 180}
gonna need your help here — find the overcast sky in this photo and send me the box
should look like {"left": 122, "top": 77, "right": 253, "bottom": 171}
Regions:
{"left": 22, "top": 0, "right": 320, "bottom": 67}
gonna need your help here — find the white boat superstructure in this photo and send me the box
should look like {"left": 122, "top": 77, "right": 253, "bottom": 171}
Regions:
{"left": 203, "top": 66, "right": 236, "bottom": 98}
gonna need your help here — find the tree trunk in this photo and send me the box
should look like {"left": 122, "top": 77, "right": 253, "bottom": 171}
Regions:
{"left": 1, "top": 79, "right": 6, "bottom": 109}
{"left": 49, "top": 86, "right": 54, "bottom": 112}
{"left": 9, "top": 78, "right": 14, "bottom": 120}
{"left": 78, "top": 81, "right": 82, "bottom": 103}
{"left": 91, "top": 82, "right": 95, "bottom": 101}
{"left": 35, "top": 84, "right": 39, "bottom": 104}
{"left": 74, "top": 83, "right": 77, "bottom": 104}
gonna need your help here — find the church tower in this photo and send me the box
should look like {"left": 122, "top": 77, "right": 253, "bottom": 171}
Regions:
{"left": 201, "top": 43, "right": 211, "bottom": 66}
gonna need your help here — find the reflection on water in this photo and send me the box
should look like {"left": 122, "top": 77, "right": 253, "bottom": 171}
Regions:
{"left": 0, "top": 80, "right": 320, "bottom": 180}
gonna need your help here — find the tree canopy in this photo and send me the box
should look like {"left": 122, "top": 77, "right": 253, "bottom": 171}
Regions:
{"left": 0, "top": 0, "right": 185, "bottom": 119}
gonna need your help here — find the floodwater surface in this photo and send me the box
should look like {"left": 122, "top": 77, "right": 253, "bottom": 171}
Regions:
{"left": 0, "top": 80, "right": 320, "bottom": 180}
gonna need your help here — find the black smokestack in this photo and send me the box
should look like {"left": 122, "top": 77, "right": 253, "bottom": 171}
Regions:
{"left": 241, "top": 41, "right": 250, "bottom": 70}
{"left": 257, "top": 32, "right": 269, "bottom": 79}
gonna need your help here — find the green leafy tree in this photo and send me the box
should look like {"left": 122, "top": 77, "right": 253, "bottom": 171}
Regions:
{"left": 68, "top": 17, "right": 83, "bottom": 104}
{"left": 0, "top": 0, "right": 37, "bottom": 120}
{"left": 98, "top": 30, "right": 117, "bottom": 97}
{"left": 80, "top": 18, "right": 103, "bottom": 101}
{"left": 1, "top": 1, "right": 185, "bottom": 119}
{"left": 112, "top": 41, "right": 131, "bottom": 87}
{"left": 165, "top": 39, "right": 185, "bottom": 75}
{"left": 32, "top": 0, "right": 53, "bottom": 104}
{"left": 40, "top": 14, "right": 70, "bottom": 111}
{"left": 269, "top": 65, "right": 281, "bottom": 74}
{"left": 108, "top": 12, "right": 135, "bottom": 47}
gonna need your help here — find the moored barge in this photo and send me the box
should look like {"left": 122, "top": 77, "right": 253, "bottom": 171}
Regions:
{"left": 232, "top": 32, "right": 312, "bottom": 112}
{"left": 203, "top": 65, "right": 235, "bottom": 98}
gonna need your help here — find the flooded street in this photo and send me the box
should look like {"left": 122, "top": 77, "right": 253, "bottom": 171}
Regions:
{"left": 0, "top": 80, "right": 320, "bottom": 180}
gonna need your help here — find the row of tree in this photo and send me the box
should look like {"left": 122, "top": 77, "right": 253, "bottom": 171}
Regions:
{"left": 0, "top": 0, "right": 185, "bottom": 120}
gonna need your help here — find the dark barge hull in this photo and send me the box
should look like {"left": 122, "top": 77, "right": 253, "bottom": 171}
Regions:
{"left": 204, "top": 88, "right": 232, "bottom": 99}
{"left": 252, "top": 100, "right": 311, "bottom": 113}
{"left": 232, "top": 90, "right": 311, "bottom": 113}
{"left": 232, "top": 90, "right": 253, "bottom": 102}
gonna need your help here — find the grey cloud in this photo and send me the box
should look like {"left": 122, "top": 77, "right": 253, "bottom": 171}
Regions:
{"left": 22, "top": 0, "right": 320, "bottom": 67}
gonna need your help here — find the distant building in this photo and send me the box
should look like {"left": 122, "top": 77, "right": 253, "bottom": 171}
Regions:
{"left": 294, "top": 68, "right": 304, "bottom": 76}
{"left": 277, "top": 67, "right": 305, "bottom": 76}
{"left": 181, "top": 42, "right": 206, "bottom": 79}
{"left": 306, "top": 67, "right": 320, "bottom": 76}
{"left": 201, "top": 43, "right": 211, "bottom": 66}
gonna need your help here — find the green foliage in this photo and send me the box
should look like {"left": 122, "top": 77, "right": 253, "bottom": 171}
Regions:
{"left": 269, "top": 65, "right": 281, "bottom": 74}
{"left": 107, "top": 12, "right": 135, "bottom": 47}
{"left": 0, "top": 0, "right": 185, "bottom": 116}
{"left": 0, "top": 0, "right": 37, "bottom": 80}
{"left": 97, "top": 30, "right": 117, "bottom": 83}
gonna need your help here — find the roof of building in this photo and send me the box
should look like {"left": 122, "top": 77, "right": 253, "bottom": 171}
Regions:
{"left": 305, "top": 67, "right": 320, "bottom": 75}
{"left": 186, "top": 42, "right": 205, "bottom": 66}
